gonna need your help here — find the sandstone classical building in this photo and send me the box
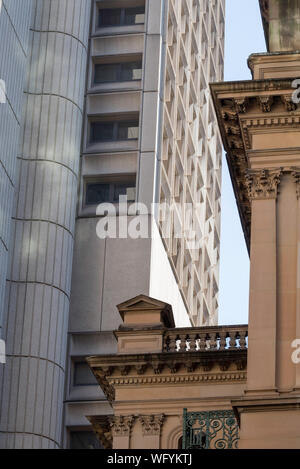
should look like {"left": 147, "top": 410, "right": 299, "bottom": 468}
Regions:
{"left": 86, "top": 0, "right": 300, "bottom": 449}
{"left": 0, "top": 0, "right": 224, "bottom": 449}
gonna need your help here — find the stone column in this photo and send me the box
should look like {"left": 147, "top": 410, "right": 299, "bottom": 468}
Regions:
{"left": 137, "top": 415, "right": 165, "bottom": 449}
{"left": 0, "top": 0, "right": 91, "bottom": 449}
{"left": 110, "top": 416, "right": 134, "bottom": 450}
{"left": 245, "top": 169, "right": 281, "bottom": 394}
{"left": 235, "top": 169, "right": 300, "bottom": 448}
{"left": 276, "top": 172, "right": 298, "bottom": 392}
{"left": 246, "top": 169, "right": 300, "bottom": 394}
{"left": 293, "top": 169, "right": 300, "bottom": 391}
{"left": 292, "top": 171, "right": 300, "bottom": 391}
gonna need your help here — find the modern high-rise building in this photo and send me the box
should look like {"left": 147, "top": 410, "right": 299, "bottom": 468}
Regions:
{"left": 0, "top": 0, "right": 224, "bottom": 449}
{"left": 86, "top": 0, "right": 300, "bottom": 450}
{"left": 0, "top": 0, "right": 33, "bottom": 347}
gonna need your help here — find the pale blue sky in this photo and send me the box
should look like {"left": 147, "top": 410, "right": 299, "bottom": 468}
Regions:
{"left": 218, "top": 0, "right": 266, "bottom": 325}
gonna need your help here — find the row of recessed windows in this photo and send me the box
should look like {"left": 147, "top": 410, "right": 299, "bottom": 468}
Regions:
{"left": 98, "top": 6, "right": 145, "bottom": 28}
{"left": 86, "top": 118, "right": 138, "bottom": 204}
{"left": 85, "top": 5, "right": 144, "bottom": 212}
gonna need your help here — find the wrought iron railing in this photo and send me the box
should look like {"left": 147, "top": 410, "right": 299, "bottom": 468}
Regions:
{"left": 163, "top": 325, "right": 248, "bottom": 353}
{"left": 182, "top": 408, "right": 239, "bottom": 449}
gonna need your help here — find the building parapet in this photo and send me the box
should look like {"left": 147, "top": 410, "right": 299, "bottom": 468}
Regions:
{"left": 163, "top": 325, "right": 248, "bottom": 353}
{"left": 87, "top": 296, "right": 248, "bottom": 405}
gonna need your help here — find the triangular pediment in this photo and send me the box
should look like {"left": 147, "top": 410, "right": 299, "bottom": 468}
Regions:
{"left": 117, "top": 295, "right": 175, "bottom": 328}
{"left": 117, "top": 295, "right": 170, "bottom": 312}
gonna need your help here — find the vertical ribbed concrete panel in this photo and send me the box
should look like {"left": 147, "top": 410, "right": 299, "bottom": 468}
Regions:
{"left": 0, "top": 0, "right": 91, "bottom": 449}
{"left": 0, "top": 0, "right": 33, "bottom": 338}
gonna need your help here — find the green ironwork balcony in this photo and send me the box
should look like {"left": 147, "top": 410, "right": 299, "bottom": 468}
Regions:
{"left": 182, "top": 408, "right": 239, "bottom": 449}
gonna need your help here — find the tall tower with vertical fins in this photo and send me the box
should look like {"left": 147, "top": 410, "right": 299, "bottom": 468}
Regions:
{"left": 0, "top": 0, "right": 91, "bottom": 449}
{"left": 0, "top": 0, "right": 225, "bottom": 448}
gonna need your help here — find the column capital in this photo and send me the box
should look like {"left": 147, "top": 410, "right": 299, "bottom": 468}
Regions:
{"left": 109, "top": 415, "right": 135, "bottom": 437}
{"left": 291, "top": 169, "right": 300, "bottom": 200}
{"left": 138, "top": 414, "right": 165, "bottom": 436}
{"left": 245, "top": 169, "right": 282, "bottom": 200}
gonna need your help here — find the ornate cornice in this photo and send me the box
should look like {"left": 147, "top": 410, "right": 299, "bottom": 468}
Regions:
{"left": 245, "top": 169, "right": 282, "bottom": 200}
{"left": 87, "top": 350, "right": 247, "bottom": 403}
{"left": 138, "top": 414, "right": 165, "bottom": 436}
{"left": 87, "top": 416, "right": 113, "bottom": 449}
{"left": 210, "top": 78, "right": 300, "bottom": 251}
{"left": 259, "top": 0, "right": 269, "bottom": 23}
{"left": 281, "top": 95, "right": 298, "bottom": 112}
{"left": 258, "top": 95, "right": 274, "bottom": 112}
{"left": 108, "top": 371, "right": 247, "bottom": 387}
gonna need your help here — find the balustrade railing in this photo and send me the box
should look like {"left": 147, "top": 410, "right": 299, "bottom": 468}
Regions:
{"left": 163, "top": 325, "right": 248, "bottom": 353}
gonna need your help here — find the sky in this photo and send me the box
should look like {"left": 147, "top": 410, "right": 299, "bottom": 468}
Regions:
{"left": 218, "top": 0, "right": 267, "bottom": 325}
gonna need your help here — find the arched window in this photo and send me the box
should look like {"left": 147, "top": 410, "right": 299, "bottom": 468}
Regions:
{"left": 193, "top": 431, "right": 208, "bottom": 449}
{"left": 182, "top": 430, "right": 208, "bottom": 449}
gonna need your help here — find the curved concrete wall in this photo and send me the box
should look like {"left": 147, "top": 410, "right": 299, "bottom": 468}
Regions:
{"left": 0, "top": 0, "right": 91, "bottom": 449}
{"left": 0, "top": 0, "right": 33, "bottom": 340}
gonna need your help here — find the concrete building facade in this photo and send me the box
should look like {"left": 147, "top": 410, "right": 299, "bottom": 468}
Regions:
{"left": 0, "top": 0, "right": 224, "bottom": 449}
{"left": 66, "top": 0, "right": 224, "bottom": 448}
{"left": 86, "top": 0, "right": 300, "bottom": 450}
{"left": 0, "top": 0, "right": 91, "bottom": 449}
{"left": 0, "top": 0, "right": 33, "bottom": 341}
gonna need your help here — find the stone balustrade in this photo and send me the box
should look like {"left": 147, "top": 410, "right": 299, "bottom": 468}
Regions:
{"left": 163, "top": 325, "right": 248, "bottom": 353}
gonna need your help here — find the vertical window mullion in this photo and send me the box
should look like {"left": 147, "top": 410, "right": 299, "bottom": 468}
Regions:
{"left": 117, "top": 64, "right": 122, "bottom": 82}
{"left": 109, "top": 183, "right": 114, "bottom": 203}
{"left": 120, "top": 8, "right": 125, "bottom": 26}
{"left": 113, "top": 122, "right": 118, "bottom": 141}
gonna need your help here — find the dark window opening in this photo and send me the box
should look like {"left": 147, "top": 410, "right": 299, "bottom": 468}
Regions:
{"left": 70, "top": 431, "right": 103, "bottom": 449}
{"left": 73, "top": 362, "right": 98, "bottom": 386}
{"left": 99, "top": 8, "right": 122, "bottom": 27}
{"left": 90, "top": 121, "right": 139, "bottom": 143}
{"left": 86, "top": 183, "right": 110, "bottom": 205}
{"left": 94, "top": 61, "right": 142, "bottom": 84}
{"left": 86, "top": 178, "right": 136, "bottom": 206}
{"left": 193, "top": 432, "right": 208, "bottom": 449}
{"left": 99, "top": 6, "right": 145, "bottom": 27}
{"left": 124, "top": 6, "right": 145, "bottom": 25}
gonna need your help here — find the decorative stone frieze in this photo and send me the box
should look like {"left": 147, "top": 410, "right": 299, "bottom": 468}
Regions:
{"left": 109, "top": 372, "right": 247, "bottom": 387}
{"left": 258, "top": 95, "right": 274, "bottom": 112}
{"left": 210, "top": 78, "right": 300, "bottom": 249}
{"left": 94, "top": 369, "right": 115, "bottom": 402}
{"left": 87, "top": 416, "right": 112, "bottom": 449}
{"left": 139, "top": 415, "right": 165, "bottom": 436}
{"left": 87, "top": 343, "right": 248, "bottom": 403}
{"left": 281, "top": 95, "right": 298, "bottom": 112}
{"left": 245, "top": 169, "right": 282, "bottom": 200}
{"left": 234, "top": 97, "right": 248, "bottom": 113}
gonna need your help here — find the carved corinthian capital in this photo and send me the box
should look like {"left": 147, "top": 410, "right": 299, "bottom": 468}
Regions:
{"left": 139, "top": 414, "right": 165, "bottom": 436}
{"left": 109, "top": 415, "right": 135, "bottom": 437}
{"left": 291, "top": 169, "right": 300, "bottom": 200}
{"left": 245, "top": 169, "right": 282, "bottom": 200}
